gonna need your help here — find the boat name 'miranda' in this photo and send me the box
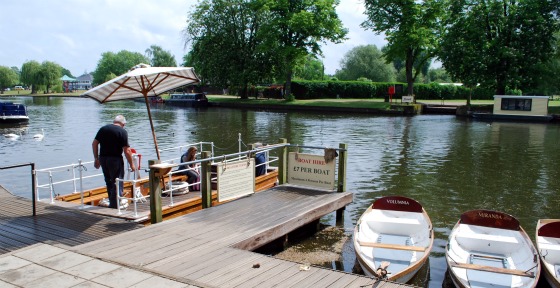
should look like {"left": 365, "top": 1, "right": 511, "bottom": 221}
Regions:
{"left": 478, "top": 212, "right": 508, "bottom": 220}
{"left": 386, "top": 199, "right": 410, "bottom": 205}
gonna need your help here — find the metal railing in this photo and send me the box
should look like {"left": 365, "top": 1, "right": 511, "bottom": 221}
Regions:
{"left": 0, "top": 162, "right": 36, "bottom": 216}
{"left": 30, "top": 139, "right": 347, "bottom": 221}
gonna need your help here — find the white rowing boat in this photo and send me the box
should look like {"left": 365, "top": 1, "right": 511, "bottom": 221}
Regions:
{"left": 353, "top": 195, "right": 433, "bottom": 283}
{"left": 446, "top": 209, "right": 540, "bottom": 288}
{"left": 536, "top": 219, "right": 560, "bottom": 288}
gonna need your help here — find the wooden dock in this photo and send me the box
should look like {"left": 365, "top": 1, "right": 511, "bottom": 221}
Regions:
{"left": 0, "top": 184, "right": 415, "bottom": 287}
{"left": 0, "top": 186, "right": 142, "bottom": 254}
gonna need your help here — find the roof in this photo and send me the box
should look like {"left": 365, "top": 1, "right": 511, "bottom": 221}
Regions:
{"left": 60, "top": 75, "right": 77, "bottom": 81}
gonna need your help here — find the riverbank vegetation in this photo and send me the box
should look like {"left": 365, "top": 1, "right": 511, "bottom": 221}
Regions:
{"left": 1, "top": 1, "right": 559, "bottom": 102}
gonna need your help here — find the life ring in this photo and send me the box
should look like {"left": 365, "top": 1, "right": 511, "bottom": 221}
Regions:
{"left": 164, "top": 181, "right": 189, "bottom": 196}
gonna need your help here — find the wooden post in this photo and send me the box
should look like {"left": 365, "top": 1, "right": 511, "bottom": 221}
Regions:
{"left": 336, "top": 143, "right": 348, "bottom": 224}
{"left": 337, "top": 143, "right": 347, "bottom": 192}
{"left": 201, "top": 151, "right": 212, "bottom": 209}
{"left": 148, "top": 159, "right": 162, "bottom": 224}
{"left": 277, "top": 138, "right": 287, "bottom": 185}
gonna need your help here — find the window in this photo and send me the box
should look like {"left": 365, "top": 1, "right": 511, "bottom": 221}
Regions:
{"left": 501, "top": 98, "right": 532, "bottom": 111}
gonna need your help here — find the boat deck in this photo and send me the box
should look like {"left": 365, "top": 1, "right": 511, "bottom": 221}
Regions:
{"left": 0, "top": 185, "right": 416, "bottom": 287}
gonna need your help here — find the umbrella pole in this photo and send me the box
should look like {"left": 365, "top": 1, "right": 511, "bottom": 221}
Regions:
{"left": 144, "top": 93, "right": 161, "bottom": 160}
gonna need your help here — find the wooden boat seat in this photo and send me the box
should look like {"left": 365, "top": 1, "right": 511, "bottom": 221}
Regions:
{"left": 449, "top": 262, "right": 535, "bottom": 278}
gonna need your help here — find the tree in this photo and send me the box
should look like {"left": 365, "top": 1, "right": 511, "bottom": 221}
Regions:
{"left": 39, "top": 61, "right": 62, "bottom": 94}
{"left": 427, "top": 67, "right": 451, "bottom": 83}
{"left": 362, "top": 0, "right": 444, "bottom": 101}
{"left": 145, "top": 45, "right": 177, "bottom": 67}
{"left": 20, "top": 60, "right": 42, "bottom": 93}
{"left": 92, "top": 50, "right": 149, "bottom": 85}
{"left": 334, "top": 45, "right": 396, "bottom": 81}
{"left": 293, "top": 55, "right": 324, "bottom": 80}
{"left": 184, "top": 0, "right": 275, "bottom": 98}
{"left": 0, "top": 66, "right": 18, "bottom": 93}
{"left": 61, "top": 68, "right": 74, "bottom": 78}
{"left": 263, "top": 0, "right": 347, "bottom": 99}
{"left": 439, "top": 0, "right": 560, "bottom": 95}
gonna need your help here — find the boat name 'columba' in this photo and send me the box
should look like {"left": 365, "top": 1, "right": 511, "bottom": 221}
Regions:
{"left": 387, "top": 199, "right": 409, "bottom": 205}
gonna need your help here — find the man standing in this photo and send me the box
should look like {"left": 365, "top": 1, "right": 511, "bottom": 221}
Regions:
{"left": 92, "top": 115, "right": 136, "bottom": 208}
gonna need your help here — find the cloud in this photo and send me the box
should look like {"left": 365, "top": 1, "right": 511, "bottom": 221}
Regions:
{"left": 0, "top": 0, "right": 385, "bottom": 77}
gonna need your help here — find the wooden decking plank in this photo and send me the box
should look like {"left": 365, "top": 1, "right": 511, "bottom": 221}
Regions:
{"left": 194, "top": 251, "right": 267, "bottom": 283}
{"left": 0, "top": 214, "right": 103, "bottom": 244}
{"left": 325, "top": 272, "right": 368, "bottom": 288}
{"left": 127, "top": 237, "right": 212, "bottom": 267}
{"left": 231, "top": 260, "right": 297, "bottom": 287}
{"left": 0, "top": 186, "right": 142, "bottom": 255}
{"left": 250, "top": 261, "right": 307, "bottom": 287}
{"left": 159, "top": 247, "right": 235, "bottom": 276}
{"left": 0, "top": 221, "right": 81, "bottom": 246}
{"left": 345, "top": 276, "right": 379, "bottom": 287}
{"left": 285, "top": 267, "right": 334, "bottom": 288}
{"left": 206, "top": 255, "right": 281, "bottom": 287}
{"left": 176, "top": 247, "right": 245, "bottom": 279}
{"left": 303, "top": 268, "right": 346, "bottom": 287}
{"left": 216, "top": 256, "right": 286, "bottom": 288}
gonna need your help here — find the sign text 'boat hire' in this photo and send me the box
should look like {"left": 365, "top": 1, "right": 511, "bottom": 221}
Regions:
{"left": 287, "top": 152, "right": 335, "bottom": 190}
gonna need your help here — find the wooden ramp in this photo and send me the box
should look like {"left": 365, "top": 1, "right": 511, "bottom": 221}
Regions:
{"left": 0, "top": 185, "right": 142, "bottom": 255}
{"left": 72, "top": 185, "right": 412, "bottom": 287}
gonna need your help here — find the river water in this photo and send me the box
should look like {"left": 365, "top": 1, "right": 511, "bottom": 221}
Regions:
{"left": 1, "top": 96, "right": 559, "bottom": 287}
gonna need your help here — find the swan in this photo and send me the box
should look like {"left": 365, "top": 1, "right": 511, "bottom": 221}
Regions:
{"left": 33, "top": 128, "right": 45, "bottom": 140}
{"left": 4, "top": 131, "right": 21, "bottom": 139}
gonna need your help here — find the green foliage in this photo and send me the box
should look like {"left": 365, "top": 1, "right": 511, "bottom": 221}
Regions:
{"left": 92, "top": 50, "right": 149, "bottom": 85}
{"left": 61, "top": 68, "right": 74, "bottom": 78}
{"left": 293, "top": 55, "right": 324, "bottom": 81}
{"left": 0, "top": 66, "right": 18, "bottom": 91}
{"left": 258, "top": 0, "right": 348, "bottom": 98}
{"left": 335, "top": 45, "right": 396, "bottom": 82}
{"left": 440, "top": 0, "right": 560, "bottom": 95}
{"left": 39, "top": 61, "right": 62, "bottom": 93}
{"left": 20, "top": 60, "right": 42, "bottom": 93}
{"left": 362, "top": 0, "right": 443, "bottom": 97}
{"left": 145, "top": 45, "right": 177, "bottom": 67}
{"left": 184, "top": 0, "right": 274, "bottom": 98}
{"left": 290, "top": 80, "right": 499, "bottom": 100}
{"left": 427, "top": 68, "right": 451, "bottom": 83}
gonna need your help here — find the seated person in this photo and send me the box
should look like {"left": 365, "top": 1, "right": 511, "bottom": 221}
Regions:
{"left": 177, "top": 146, "right": 200, "bottom": 190}
{"left": 254, "top": 143, "right": 266, "bottom": 177}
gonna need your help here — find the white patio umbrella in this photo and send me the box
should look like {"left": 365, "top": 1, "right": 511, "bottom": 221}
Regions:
{"left": 82, "top": 64, "right": 201, "bottom": 160}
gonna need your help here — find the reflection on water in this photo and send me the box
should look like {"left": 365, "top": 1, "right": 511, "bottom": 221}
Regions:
{"left": 1, "top": 96, "right": 559, "bottom": 287}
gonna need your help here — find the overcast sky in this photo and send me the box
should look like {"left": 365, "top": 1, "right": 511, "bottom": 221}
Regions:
{"left": 0, "top": 0, "right": 386, "bottom": 77}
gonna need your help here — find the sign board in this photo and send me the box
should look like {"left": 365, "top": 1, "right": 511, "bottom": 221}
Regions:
{"left": 402, "top": 96, "right": 413, "bottom": 103}
{"left": 287, "top": 152, "right": 335, "bottom": 190}
{"left": 395, "top": 84, "right": 404, "bottom": 95}
{"left": 216, "top": 158, "right": 255, "bottom": 202}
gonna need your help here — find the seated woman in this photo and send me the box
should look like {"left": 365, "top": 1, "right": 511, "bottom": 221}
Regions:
{"left": 177, "top": 146, "right": 200, "bottom": 191}
{"left": 254, "top": 143, "right": 267, "bottom": 177}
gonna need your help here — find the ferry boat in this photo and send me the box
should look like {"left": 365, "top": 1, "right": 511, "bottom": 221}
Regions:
{"left": 35, "top": 140, "right": 281, "bottom": 224}
{"left": 0, "top": 102, "right": 29, "bottom": 124}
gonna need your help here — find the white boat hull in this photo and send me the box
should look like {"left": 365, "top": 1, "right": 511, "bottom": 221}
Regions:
{"left": 446, "top": 210, "right": 540, "bottom": 288}
{"left": 536, "top": 219, "right": 560, "bottom": 288}
{"left": 353, "top": 196, "right": 433, "bottom": 283}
